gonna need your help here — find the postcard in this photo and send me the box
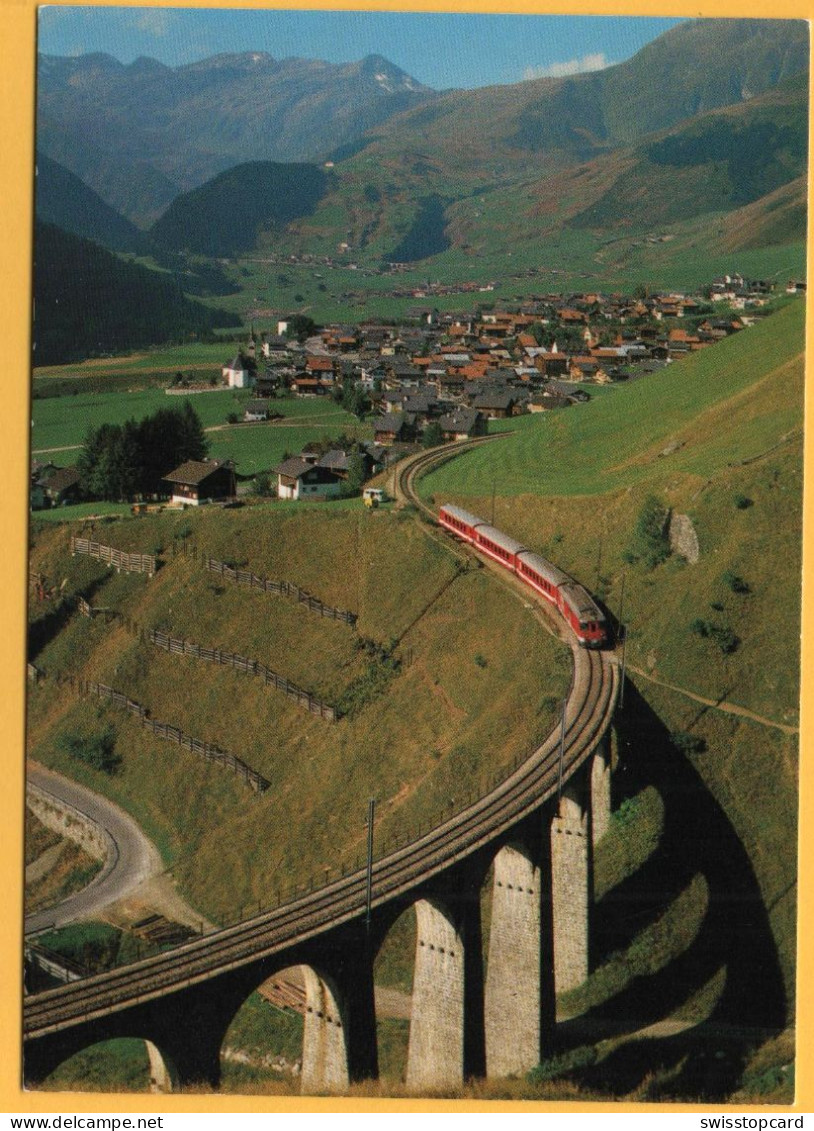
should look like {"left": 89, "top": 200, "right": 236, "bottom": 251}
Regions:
{"left": 6, "top": 1, "right": 811, "bottom": 1119}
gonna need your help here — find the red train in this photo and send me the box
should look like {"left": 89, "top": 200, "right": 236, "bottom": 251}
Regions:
{"left": 438, "top": 504, "right": 608, "bottom": 648}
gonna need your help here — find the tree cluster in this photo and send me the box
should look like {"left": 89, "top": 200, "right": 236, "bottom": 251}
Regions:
{"left": 333, "top": 375, "right": 369, "bottom": 419}
{"left": 78, "top": 402, "right": 209, "bottom": 501}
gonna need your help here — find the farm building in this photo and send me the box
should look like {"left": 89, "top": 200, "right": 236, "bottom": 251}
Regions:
{"left": 36, "top": 466, "right": 81, "bottom": 507}
{"left": 243, "top": 400, "right": 274, "bottom": 422}
{"left": 274, "top": 457, "right": 343, "bottom": 501}
{"left": 163, "top": 459, "right": 236, "bottom": 506}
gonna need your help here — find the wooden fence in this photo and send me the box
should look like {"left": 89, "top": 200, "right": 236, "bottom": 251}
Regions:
{"left": 204, "top": 558, "right": 357, "bottom": 626}
{"left": 71, "top": 537, "right": 156, "bottom": 577}
{"left": 148, "top": 630, "right": 337, "bottom": 721}
{"left": 78, "top": 677, "right": 269, "bottom": 793}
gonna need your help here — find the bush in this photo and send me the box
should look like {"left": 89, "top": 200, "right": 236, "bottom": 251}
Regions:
{"left": 691, "top": 618, "right": 739, "bottom": 653}
{"left": 671, "top": 730, "right": 707, "bottom": 755}
{"left": 57, "top": 724, "right": 120, "bottom": 774}
{"left": 612, "top": 796, "right": 641, "bottom": 828}
{"left": 711, "top": 625, "right": 739, "bottom": 653}
{"left": 254, "top": 471, "right": 274, "bottom": 497}
{"left": 734, "top": 494, "right": 754, "bottom": 509}
{"left": 723, "top": 570, "right": 750, "bottom": 594}
{"left": 474, "top": 653, "right": 488, "bottom": 669}
{"left": 626, "top": 496, "right": 671, "bottom": 569}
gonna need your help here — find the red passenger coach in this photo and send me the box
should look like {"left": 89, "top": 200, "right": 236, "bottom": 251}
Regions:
{"left": 438, "top": 504, "right": 481, "bottom": 543}
{"left": 438, "top": 503, "right": 608, "bottom": 648}
{"left": 516, "top": 551, "right": 571, "bottom": 607}
{"left": 472, "top": 523, "right": 525, "bottom": 568}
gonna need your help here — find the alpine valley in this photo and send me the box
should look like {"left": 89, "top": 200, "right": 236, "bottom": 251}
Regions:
{"left": 35, "top": 16, "right": 808, "bottom": 336}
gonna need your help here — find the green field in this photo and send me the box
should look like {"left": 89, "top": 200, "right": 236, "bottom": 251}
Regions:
{"left": 186, "top": 241, "right": 802, "bottom": 328}
{"left": 423, "top": 299, "right": 804, "bottom": 498}
{"left": 31, "top": 384, "right": 366, "bottom": 476}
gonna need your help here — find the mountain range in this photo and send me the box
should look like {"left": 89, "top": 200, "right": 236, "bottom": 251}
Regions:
{"left": 34, "top": 17, "right": 808, "bottom": 331}
{"left": 37, "top": 51, "right": 433, "bottom": 225}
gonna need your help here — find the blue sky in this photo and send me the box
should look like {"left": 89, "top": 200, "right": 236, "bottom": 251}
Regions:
{"left": 37, "top": 7, "right": 685, "bottom": 89}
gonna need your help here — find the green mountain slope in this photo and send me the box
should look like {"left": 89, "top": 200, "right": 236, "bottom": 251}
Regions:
{"left": 150, "top": 162, "right": 330, "bottom": 257}
{"left": 36, "top": 153, "right": 152, "bottom": 254}
{"left": 599, "top": 17, "right": 808, "bottom": 141}
{"left": 423, "top": 300, "right": 802, "bottom": 1044}
{"left": 239, "top": 49, "right": 806, "bottom": 276}
{"left": 33, "top": 222, "right": 241, "bottom": 365}
{"left": 570, "top": 74, "right": 808, "bottom": 232}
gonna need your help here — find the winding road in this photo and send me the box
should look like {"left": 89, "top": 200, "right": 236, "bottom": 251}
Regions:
{"left": 26, "top": 764, "right": 162, "bottom": 935}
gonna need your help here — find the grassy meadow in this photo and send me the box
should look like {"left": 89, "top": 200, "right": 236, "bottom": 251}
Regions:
{"left": 31, "top": 380, "right": 368, "bottom": 478}
{"left": 27, "top": 503, "right": 569, "bottom": 918}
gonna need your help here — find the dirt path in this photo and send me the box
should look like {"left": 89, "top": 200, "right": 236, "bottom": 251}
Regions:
{"left": 626, "top": 665, "right": 798, "bottom": 735}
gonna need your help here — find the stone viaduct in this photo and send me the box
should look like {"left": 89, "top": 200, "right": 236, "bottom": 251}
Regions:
{"left": 24, "top": 643, "right": 616, "bottom": 1094}
{"left": 24, "top": 444, "right": 619, "bottom": 1094}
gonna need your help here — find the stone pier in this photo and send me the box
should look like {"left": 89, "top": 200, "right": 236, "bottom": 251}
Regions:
{"left": 551, "top": 776, "right": 591, "bottom": 993}
{"left": 301, "top": 967, "right": 352, "bottom": 1094}
{"left": 591, "top": 735, "right": 612, "bottom": 847}
{"left": 484, "top": 836, "right": 555, "bottom": 1076}
{"left": 406, "top": 897, "right": 468, "bottom": 1091}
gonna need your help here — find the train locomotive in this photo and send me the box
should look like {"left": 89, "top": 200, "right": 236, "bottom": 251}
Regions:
{"left": 438, "top": 503, "right": 608, "bottom": 648}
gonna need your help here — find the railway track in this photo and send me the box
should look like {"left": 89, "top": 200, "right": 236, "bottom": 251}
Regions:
{"left": 25, "top": 441, "right": 618, "bottom": 1042}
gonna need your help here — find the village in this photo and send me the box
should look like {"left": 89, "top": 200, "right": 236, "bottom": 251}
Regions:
{"left": 31, "top": 274, "right": 798, "bottom": 510}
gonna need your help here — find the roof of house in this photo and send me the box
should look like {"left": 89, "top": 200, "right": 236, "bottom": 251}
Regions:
{"left": 274, "top": 457, "right": 315, "bottom": 480}
{"left": 163, "top": 459, "right": 230, "bottom": 486}
{"left": 472, "top": 392, "right": 516, "bottom": 410}
{"left": 317, "top": 450, "right": 354, "bottom": 472}
{"left": 438, "top": 408, "right": 481, "bottom": 432}
{"left": 40, "top": 466, "right": 81, "bottom": 491}
{"left": 371, "top": 413, "right": 410, "bottom": 434}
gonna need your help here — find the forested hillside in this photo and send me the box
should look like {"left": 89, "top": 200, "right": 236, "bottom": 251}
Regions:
{"left": 33, "top": 222, "right": 240, "bottom": 365}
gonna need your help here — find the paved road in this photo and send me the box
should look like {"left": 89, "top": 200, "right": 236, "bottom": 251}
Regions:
{"left": 25, "top": 763, "right": 162, "bottom": 936}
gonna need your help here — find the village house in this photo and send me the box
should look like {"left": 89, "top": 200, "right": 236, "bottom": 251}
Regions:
{"left": 243, "top": 400, "right": 275, "bottom": 422}
{"left": 36, "top": 466, "right": 81, "bottom": 508}
{"left": 471, "top": 391, "right": 519, "bottom": 419}
{"left": 371, "top": 412, "right": 417, "bottom": 445}
{"left": 291, "top": 375, "right": 331, "bottom": 396}
{"left": 163, "top": 459, "right": 236, "bottom": 506}
{"left": 273, "top": 457, "right": 343, "bottom": 501}
{"left": 437, "top": 408, "right": 488, "bottom": 440}
{"left": 305, "top": 354, "right": 336, "bottom": 381}
{"left": 528, "top": 393, "right": 571, "bottom": 412}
